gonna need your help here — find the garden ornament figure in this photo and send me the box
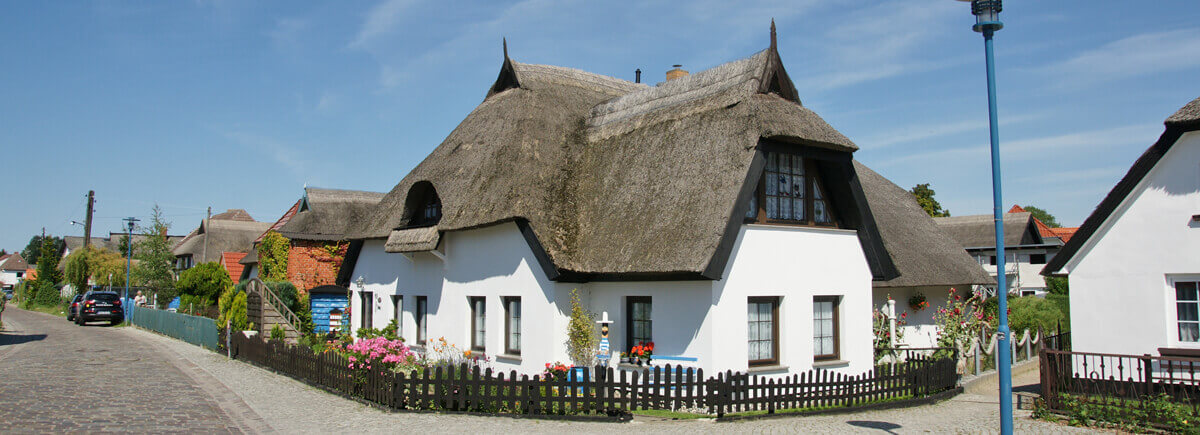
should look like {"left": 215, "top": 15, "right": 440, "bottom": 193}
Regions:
{"left": 596, "top": 311, "right": 613, "bottom": 365}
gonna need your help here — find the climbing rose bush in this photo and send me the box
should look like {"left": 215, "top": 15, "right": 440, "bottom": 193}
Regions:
{"left": 340, "top": 337, "right": 415, "bottom": 370}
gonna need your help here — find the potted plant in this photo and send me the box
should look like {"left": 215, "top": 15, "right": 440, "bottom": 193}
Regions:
{"left": 909, "top": 292, "right": 928, "bottom": 311}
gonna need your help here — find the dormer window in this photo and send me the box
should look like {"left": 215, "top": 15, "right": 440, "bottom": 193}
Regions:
{"left": 404, "top": 181, "right": 442, "bottom": 228}
{"left": 422, "top": 196, "right": 442, "bottom": 223}
{"left": 746, "top": 150, "right": 836, "bottom": 226}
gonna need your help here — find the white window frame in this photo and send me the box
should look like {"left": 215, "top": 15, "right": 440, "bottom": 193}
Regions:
{"left": 1168, "top": 275, "right": 1200, "bottom": 348}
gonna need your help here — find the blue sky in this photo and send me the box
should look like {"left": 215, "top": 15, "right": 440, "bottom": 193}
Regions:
{"left": 2, "top": 1, "right": 1198, "bottom": 252}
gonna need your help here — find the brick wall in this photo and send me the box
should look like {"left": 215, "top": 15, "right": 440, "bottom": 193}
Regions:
{"left": 286, "top": 240, "right": 348, "bottom": 294}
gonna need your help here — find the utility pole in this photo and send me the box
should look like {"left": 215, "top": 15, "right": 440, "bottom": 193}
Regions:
{"left": 202, "top": 206, "right": 211, "bottom": 263}
{"left": 83, "top": 190, "right": 95, "bottom": 249}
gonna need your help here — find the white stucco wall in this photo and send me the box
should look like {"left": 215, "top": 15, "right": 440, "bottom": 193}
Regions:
{"left": 872, "top": 286, "right": 953, "bottom": 349}
{"left": 350, "top": 222, "right": 876, "bottom": 377}
{"left": 1064, "top": 131, "right": 1200, "bottom": 355}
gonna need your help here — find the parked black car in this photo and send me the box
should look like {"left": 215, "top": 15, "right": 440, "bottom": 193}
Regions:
{"left": 75, "top": 291, "right": 124, "bottom": 326}
{"left": 66, "top": 295, "right": 84, "bottom": 321}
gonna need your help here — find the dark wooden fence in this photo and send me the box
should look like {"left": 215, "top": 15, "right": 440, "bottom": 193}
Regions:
{"left": 231, "top": 333, "right": 959, "bottom": 419}
{"left": 1041, "top": 349, "right": 1200, "bottom": 425}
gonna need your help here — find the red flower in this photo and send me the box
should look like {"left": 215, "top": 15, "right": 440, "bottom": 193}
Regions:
{"left": 646, "top": 342, "right": 655, "bottom": 352}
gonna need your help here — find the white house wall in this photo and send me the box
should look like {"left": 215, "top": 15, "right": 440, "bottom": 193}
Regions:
{"left": 871, "top": 286, "right": 953, "bottom": 349}
{"left": 1066, "top": 131, "right": 1200, "bottom": 355}
{"left": 350, "top": 224, "right": 571, "bottom": 375}
{"left": 713, "top": 224, "right": 873, "bottom": 375}
{"left": 351, "top": 222, "right": 876, "bottom": 377}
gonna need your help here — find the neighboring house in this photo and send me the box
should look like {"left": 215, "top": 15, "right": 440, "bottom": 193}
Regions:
{"left": 62, "top": 232, "right": 187, "bottom": 260}
{"left": 1009, "top": 205, "right": 1079, "bottom": 244}
{"left": 0, "top": 253, "right": 30, "bottom": 290}
{"left": 935, "top": 210, "right": 1062, "bottom": 297}
{"left": 861, "top": 167, "right": 994, "bottom": 348}
{"left": 173, "top": 209, "right": 272, "bottom": 275}
{"left": 245, "top": 187, "right": 384, "bottom": 291}
{"left": 341, "top": 30, "right": 987, "bottom": 377}
{"left": 1042, "top": 97, "right": 1200, "bottom": 357}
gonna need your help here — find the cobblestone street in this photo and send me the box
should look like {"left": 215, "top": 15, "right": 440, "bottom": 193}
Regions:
{"left": 1, "top": 306, "right": 1099, "bottom": 433}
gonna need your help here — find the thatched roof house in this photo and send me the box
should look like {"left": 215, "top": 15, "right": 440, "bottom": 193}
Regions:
{"left": 173, "top": 210, "right": 272, "bottom": 267}
{"left": 934, "top": 212, "right": 1048, "bottom": 250}
{"left": 263, "top": 187, "right": 385, "bottom": 242}
{"left": 348, "top": 32, "right": 985, "bottom": 288}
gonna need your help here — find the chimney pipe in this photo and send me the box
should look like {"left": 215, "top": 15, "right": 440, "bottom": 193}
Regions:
{"left": 666, "top": 64, "right": 689, "bottom": 81}
{"left": 635, "top": 69, "right": 641, "bottom": 84}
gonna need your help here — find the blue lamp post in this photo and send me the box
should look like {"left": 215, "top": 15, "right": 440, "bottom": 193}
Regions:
{"left": 957, "top": 1, "right": 1012, "bottom": 433}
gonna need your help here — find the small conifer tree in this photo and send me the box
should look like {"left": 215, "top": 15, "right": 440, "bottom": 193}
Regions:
{"left": 565, "top": 288, "right": 598, "bottom": 367}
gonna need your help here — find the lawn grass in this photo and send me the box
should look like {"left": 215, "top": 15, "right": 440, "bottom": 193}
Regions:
{"left": 19, "top": 303, "right": 68, "bottom": 318}
{"left": 631, "top": 409, "right": 710, "bottom": 420}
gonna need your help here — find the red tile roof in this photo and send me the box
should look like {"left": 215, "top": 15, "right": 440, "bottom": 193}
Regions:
{"left": 221, "top": 252, "right": 248, "bottom": 282}
{"left": 1008, "top": 204, "right": 1078, "bottom": 242}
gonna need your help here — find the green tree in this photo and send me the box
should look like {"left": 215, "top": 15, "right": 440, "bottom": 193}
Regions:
{"left": 1045, "top": 276, "right": 1069, "bottom": 295}
{"left": 564, "top": 288, "right": 598, "bottom": 367}
{"left": 35, "top": 235, "right": 63, "bottom": 285}
{"left": 1022, "top": 205, "right": 1060, "bottom": 228}
{"left": 910, "top": 183, "right": 950, "bottom": 218}
{"left": 89, "top": 249, "right": 129, "bottom": 287}
{"left": 176, "top": 262, "right": 232, "bottom": 304}
{"left": 133, "top": 205, "right": 176, "bottom": 305}
{"left": 258, "top": 230, "right": 291, "bottom": 281}
{"left": 116, "top": 235, "right": 133, "bottom": 258}
{"left": 22, "top": 235, "right": 63, "bottom": 267}
{"left": 63, "top": 247, "right": 93, "bottom": 295}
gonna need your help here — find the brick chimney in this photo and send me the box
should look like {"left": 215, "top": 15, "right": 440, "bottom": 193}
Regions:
{"left": 665, "top": 64, "right": 689, "bottom": 81}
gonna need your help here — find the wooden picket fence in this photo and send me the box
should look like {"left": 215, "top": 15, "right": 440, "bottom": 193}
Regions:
{"left": 230, "top": 333, "right": 959, "bottom": 419}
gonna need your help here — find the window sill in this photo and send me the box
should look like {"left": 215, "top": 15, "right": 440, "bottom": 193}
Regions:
{"left": 813, "top": 359, "right": 849, "bottom": 368}
{"left": 747, "top": 364, "right": 789, "bottom": 374}
{"left": 495, "top": 353, "right": 522, "bottom": 362}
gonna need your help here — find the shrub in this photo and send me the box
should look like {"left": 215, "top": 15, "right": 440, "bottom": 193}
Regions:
{"left": 179, "top": 294, "right": 214, "bottom": 316}
{"left": 270, "top": 324, "right": 285, "bottom": 340}
{"left": 177, "top": 262, "right": 232, "bottom": 303}
{"left": 258, "top": 231, "right": 290, "bottom": 281}
{"left": 1007, "top": 296, "right": 1067, "bottom": 335}
{"left": 564, "top": 288, "right": 597, "bottom": 367}
{"left": 218, "top": 289, "right": 249, "bottom": 331}
{"left": 34, "top": 281, "right": 62, "bottom": 307}
{"left": 263, "top": 281, "right": 299, "bottom": 313}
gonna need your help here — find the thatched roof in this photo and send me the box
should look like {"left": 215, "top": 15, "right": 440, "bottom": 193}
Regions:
{"left": 855, "top": 162, "right": 993, "bottom": 288}
{"left": 173, "top": 219, "right": 272, "bottom": 264}
{"left": 63, "top": 234, "right": 186, "bottom": 255}
{"left": 275, "top": 187, "right": 384, "bottom": 241}
{"left": 349, "top": 29, "right": 974, "bottom": 286}
{"left": 385, "top": 227, "right": 440, "bottom": 253}
{"left": 1166, "top": 97, "right": 1200, "bottom": 126}
{"left": 211, "top": 209, "right": 256, "bottom": 222}
{"left": 934, "top": 212, "right": 1045, "bottom": 249}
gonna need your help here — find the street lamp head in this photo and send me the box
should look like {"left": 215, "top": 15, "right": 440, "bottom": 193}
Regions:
{"left": 355, "top": 276, "right": 365, "bottom": 289}
{"left": 957, "top": 0, "right": 1002, "bottom": 32}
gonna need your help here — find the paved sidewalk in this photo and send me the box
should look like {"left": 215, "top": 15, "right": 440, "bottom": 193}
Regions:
{"left": 131, "top": 326, "right": 1098, "bottom": 434}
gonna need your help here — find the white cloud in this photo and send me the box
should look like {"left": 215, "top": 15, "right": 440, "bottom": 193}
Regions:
{"left": 349, "top": 0, "right": 418, "bottom": 49}
{"left": 1041, "top": 28, "right": 1200, "bottom": 87}
{"left": 1017, "top": 166, "right": 1126, "bottom": 185}
{"left": 860, "top": 112, "right": 1046, "bottom": 149}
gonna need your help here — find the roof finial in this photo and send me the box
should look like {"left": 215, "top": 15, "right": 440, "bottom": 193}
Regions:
{"left": 770, "top": 18, "right": 777, "bottom": 49}
{"left": 503, "top": 37, "right": 509, "bottom": 59}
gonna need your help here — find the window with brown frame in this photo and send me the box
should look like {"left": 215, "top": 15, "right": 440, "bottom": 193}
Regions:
{"left": 416, "top": 296, "right": 428, "bottom": 345}
{"left": 748, "top": 297, "right": 780, "bottom": 366}
{"left": 626, "top": 296, "right": 652, "bottom": 351}
{"left": 746, "top": 151, "right": 835, "bottom": 226}
{"left": 469, "top": 296, "right": 486, "bottom": 351}
{"left": 503, "top": 296, "right": 521, "bottom": 355}
{"left": 813, "top": 296, "right": 840, "bottom": 361}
